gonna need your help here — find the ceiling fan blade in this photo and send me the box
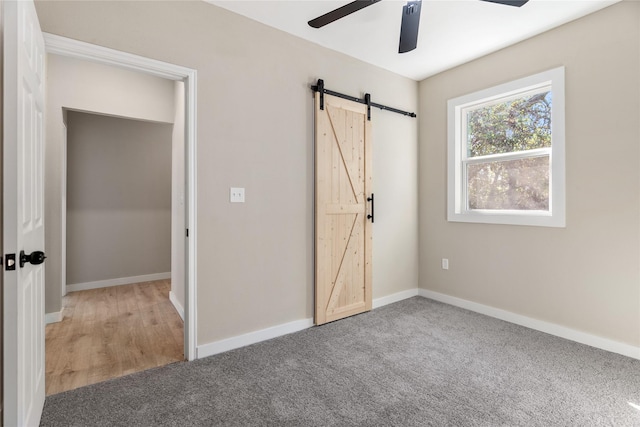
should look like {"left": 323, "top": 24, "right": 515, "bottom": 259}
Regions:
{"left": 308, "top": 0, "right": 382, "bottom": 28}
{"left": 398, "top": 0, "right": 422, "bottom": 54}
{"left": 480, "top": 0, "right": 529, "bottom": 7}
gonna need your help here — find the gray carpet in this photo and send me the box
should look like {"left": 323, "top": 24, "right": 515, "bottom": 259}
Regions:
{"left": 41, "top": 297, "right": 640, "bottom": 426}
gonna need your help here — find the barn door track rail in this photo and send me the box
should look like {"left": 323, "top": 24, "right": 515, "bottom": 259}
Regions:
{"left": 311, "top": 79, "right": 417, "bottom": 121}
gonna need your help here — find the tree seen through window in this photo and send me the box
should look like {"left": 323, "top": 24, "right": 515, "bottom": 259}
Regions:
{"left": 465, "top": 90, "right": 552, "bottom": 210}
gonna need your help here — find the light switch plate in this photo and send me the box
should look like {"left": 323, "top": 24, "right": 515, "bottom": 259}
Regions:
{"left": 230, "top": 187, "right": 245, "bottom": 203}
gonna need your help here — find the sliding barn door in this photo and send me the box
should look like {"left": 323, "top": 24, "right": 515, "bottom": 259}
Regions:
{"left": 315, "top": 93, "right": 372, "bottom": 325}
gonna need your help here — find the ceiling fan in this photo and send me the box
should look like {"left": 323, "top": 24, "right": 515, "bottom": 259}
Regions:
{"left": 308, "top": 0, "right": 530, "bottom": 54}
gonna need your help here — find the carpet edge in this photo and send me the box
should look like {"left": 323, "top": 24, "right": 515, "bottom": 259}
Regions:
{"left": 418, "top": 288, "right": 640, "bottom": 360}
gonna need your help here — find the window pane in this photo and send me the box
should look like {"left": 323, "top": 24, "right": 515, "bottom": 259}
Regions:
{"left": 467, "top": 90, "right": 551, "bottom": 158}
{"left": 467, "top": 156, "right": 549, "bottom": 211}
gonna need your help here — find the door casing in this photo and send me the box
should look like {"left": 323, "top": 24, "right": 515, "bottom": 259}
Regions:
{"left": 43, "top": 33, "right": 199, "bottom": 360}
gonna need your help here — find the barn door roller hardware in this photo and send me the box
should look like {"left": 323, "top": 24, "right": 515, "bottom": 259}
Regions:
{"left": 311, "top": 79, "right": 417, "bottom": 121}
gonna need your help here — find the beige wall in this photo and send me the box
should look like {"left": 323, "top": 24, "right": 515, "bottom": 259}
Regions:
{"left": 35, "top": 1, "right": 419, "bottom": 345}
{"left": 66, "top": 111, "right": 172, "bottom": 284}
{"left": 45, "top": 53, "right": 175, "bottom": 313}
{"left": 419, "top": 2, "right": 640, "bottom": 347}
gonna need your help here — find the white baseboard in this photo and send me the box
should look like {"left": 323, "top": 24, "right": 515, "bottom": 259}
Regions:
{"left": 197, "top": 318, "right": 314, "bottom": 359}
{"left": 169, "top": 291, "right": 185, "bottom": 321}
{"left": 45, "top": 311, "right": 63, "bottom": 324}
{"left": 418, "top": 289, "right": 640, "bottom": 360}
{"left": 66, "top": 272, "right": 171, "bottom": 293}
{"left": 373, "top": 288, "right": 419, "bottom": 309}
{"left": 197, "top": 288, "right": 420, "bottom": 359}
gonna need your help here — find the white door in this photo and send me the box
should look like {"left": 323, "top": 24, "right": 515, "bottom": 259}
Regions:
{"left": 3, "top": 0, "right": 47, "bottom": 425}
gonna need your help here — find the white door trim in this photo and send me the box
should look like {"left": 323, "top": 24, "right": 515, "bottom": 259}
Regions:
{"left": 43, "top": 33, "right": 198, "bottom": 360}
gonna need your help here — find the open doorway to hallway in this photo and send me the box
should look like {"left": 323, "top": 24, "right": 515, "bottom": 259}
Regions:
{"left": 43, "top": 53, "right": 188, "bottom": 395}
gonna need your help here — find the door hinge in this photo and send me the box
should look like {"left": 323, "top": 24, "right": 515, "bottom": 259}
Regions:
{"left": 186, "top": 228, "right": 189, "bottom": 237}
{"left": 5, "top": 254, "right": 16, "bottom": 271}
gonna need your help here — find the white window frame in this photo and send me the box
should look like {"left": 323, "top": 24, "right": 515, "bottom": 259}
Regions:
{"left": 447, "top": 67, "right": 566, "bottom": 227}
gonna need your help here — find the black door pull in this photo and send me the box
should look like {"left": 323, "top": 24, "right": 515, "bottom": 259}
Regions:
{"left": 367, "top": 193, "right": 375, "bottom": 223}
{"left": 20, "top": 250, "right": 46, "bottom": 268}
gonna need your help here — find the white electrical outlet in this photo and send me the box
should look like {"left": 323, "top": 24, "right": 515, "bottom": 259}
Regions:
{"left": 442, "top": 258, "right": 449, "bottom": 270}
{"left": 230, "top": 187, "right": 245, "bottom": 203}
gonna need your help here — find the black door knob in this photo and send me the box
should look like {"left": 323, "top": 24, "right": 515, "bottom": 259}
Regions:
{"left": 19, "top": 250, "right": 47, "bottom": 268}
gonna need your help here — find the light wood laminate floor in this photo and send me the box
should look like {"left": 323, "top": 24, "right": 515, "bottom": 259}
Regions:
{"left": 45, "top": 279, "right": 184, "bottom": 395}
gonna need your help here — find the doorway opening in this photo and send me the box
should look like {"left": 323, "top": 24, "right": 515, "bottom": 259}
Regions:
{"left": 46, "top": 110, "right": 182, "bottom": 395}
{"left": 42, "top": 34, "right": 198, "bottom": 393}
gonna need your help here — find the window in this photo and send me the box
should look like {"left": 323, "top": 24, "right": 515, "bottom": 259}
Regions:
{"left": 447, "top": 67, "right": 565, "bottom": 227}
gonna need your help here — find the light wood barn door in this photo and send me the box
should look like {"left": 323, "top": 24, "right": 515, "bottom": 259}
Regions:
{"left": 315, "top": 93, "right": 372, "bottom": 325}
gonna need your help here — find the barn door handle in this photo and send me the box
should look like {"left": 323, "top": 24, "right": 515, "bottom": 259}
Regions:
{"left": 367, "top": 193, "right": 375, "bottom": 223}
{"left": 19, "top": 250, "right": 46, "bottom": 268}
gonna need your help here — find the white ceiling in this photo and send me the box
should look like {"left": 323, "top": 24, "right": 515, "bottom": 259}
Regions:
{"left": 207, "top": 0, "right": 620, "bottom": 81}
